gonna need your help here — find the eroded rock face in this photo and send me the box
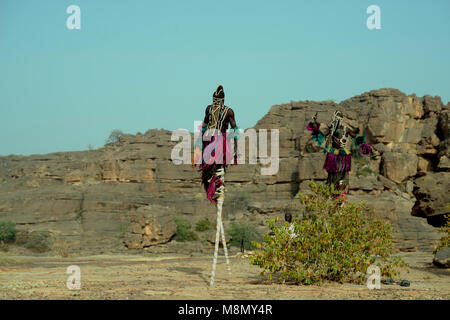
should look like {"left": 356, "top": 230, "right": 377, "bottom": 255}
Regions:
{"left": 382, "top": 152, "right": 418, "bottom": 183}
{"left": 124, "top": 205, "right": 176, "bottom": 249}
{"left": 0, "top": 88, "right": 448, "bottom": 254}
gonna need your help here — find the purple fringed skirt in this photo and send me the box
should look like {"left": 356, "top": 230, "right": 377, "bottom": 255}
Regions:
{"left": 323, "top": 153, "right": 351, "bottom": 173}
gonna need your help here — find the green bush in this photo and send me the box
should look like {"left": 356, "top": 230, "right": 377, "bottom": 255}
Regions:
{"left": 174, "top": 217, "right": 198, "bottom": 242}
{"left": 0, "top": 220, "right": 17, "bottom": 243}
{"left": 195, "top": 219, "right": 212, "bottom": 232}
{"left": 249, "top": 182, "right": 406, "bottom": 285}
{"left": 23, "top": 231, "right": 52, "bottom": 253}
{"left": 229, "top": 222, "right": 261, "bottom": 251}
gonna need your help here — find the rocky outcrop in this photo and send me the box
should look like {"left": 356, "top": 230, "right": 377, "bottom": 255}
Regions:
{"left": 412, "top": 172, "right": 450, "bottom": 226}
{"left": 0, "top": 88, "right": 448, "bottom": 254}
{"left": 124, "top": 205, "right": 176, "bottom": 249}
{"left": 433, "top": 247, "right": 450, "bottom": 268}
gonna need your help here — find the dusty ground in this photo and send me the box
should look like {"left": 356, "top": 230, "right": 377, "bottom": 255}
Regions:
{"left": 0, "top": 250, "right": 449, "bottom": 300}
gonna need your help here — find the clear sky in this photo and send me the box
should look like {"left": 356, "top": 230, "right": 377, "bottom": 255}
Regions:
{"left": 1, "top": 0, "right": 449, "bottom": 156}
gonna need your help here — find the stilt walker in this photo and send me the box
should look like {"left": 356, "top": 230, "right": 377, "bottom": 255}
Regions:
{"left": 193, "top": 85, "right": 238, "bottom": 286}
{"left": 306, "top": 110, "right": 372, "bottom": 195}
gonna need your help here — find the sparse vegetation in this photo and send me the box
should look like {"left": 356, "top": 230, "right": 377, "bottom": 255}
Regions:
{"left": 195, "top": 219, "right": 212, "bottom": 232}
{"left": 356, "top": 166, "right": 375, "bottom": 177}
{"left": 22, "top": 231, "right": 52, "bottom": 253}
{"left": 105, "top": 129, "right": 124, "bottom": 144}
{"left": 75, "top": 209, "right": 84, "bottom": 222}
{"left": 228, "top": 222, "right": 261, "bottom": 251}
{"left": 119, "top": 223, "right": 130, "bottom": 235}
{"left": 174, "top": 217, "right": 198, "bottom": 242}
{"left": 51, "top": 240, "right": 73, "bottom": 258}
{"left": 228, "top": 189, "right": 250, "bottom": 214}
{"left": 250, "top": 182, "right": 406, "bottom": 285}
{"left": 0, "top": 242, "right": 9, "bottom": 252}
{"left": 434, "top": 213, "right": 449, "bottom": 254}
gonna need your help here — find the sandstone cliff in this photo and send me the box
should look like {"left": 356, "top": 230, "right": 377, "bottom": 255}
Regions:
{"left": 0, "top": 88, "right": 448, "bottom": 254}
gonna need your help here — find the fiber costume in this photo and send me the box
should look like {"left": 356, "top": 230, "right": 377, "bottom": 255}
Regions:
{"left": 307, "top": 110, "right": 372, "bottom": 194}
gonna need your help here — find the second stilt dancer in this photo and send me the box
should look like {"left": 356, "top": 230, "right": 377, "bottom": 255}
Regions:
{"left": 306, "top": 110, "right": 372, "bottom": 196}
{"left": 194, "top": 85, "right": 239, "bottom": 286}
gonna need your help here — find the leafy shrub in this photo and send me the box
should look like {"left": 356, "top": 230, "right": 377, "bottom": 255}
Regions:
{"left": 434, "top": 213, "right": 449, "bottom": 253}
{"left": 0, "top": 220, "right": 16, "bottom": 243}
{"left": 23, "top": 231, "right": 52, "bottom": 253}
{"left": 229, "top": 222, "right": 261, "bottom": 251}
{"left": 249, "top": 182, "right": 406, "bottom": 285}
{"left": 105, "top": 129, "right": 124, "bottom": 144}
{"left": 174, "top": 217, "right": 198, "bottom": 242}
{"left": 195, "top": 219, "right": 212, "bottom": 232}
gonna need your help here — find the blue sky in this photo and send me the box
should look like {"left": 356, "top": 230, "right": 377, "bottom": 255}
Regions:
{"left": 1, "top": 0, "right": 449, "bottom": 155}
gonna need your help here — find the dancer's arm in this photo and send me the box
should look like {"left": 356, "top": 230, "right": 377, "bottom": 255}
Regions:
{"left": 203, "top": 105, "right": 210, "bottom": 127}
{"left": 307, "top": 112, "right": 327, "bottom": 146}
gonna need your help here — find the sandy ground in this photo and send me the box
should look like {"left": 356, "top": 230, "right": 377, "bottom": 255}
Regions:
{"left": 0, "top": 251, "right": 449, "bottom": 300}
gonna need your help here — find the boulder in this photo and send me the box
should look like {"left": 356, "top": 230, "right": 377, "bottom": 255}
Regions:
{"left": 382, "top": 152, "right": 418, "bottom": 183}
{"left": 298, "top": 153, "right": 327, "bottom": 180}
{"left": 412, "top": 172, "right": 450, "bottom": 218}
{"left": 433, "top": 247, "right": 450, "bottom": 268}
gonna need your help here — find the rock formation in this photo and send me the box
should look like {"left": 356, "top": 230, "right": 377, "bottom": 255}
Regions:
{"left": 0, "top": 88, "right": 448, "bottom": 254}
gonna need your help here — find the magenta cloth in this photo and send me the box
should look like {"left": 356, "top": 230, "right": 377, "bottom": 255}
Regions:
{"left": 323, "top": 153, "right": 351, "bottom": 173}
{"left": 306, "top": 121, "right": 320, "bottom": 133}
{"left": 359, "top": 142, "right": 372, "bottom": 156}
{"left": 201, "top": 134, "right": 236, "bottom": 167}
{"left": 199, "top": 134, "right": 237, "bottom": 204}
{"left": 206, "top": 174, "right": 224, "bottom": 203}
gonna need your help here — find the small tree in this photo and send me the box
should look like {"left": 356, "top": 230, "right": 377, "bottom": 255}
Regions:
{"left": 249, "top": 182, "right": 406, "bottom": 285}
{"left": 229, "top": 222, "right": 261, "bottom": 252}
{"left": 105, "top": 129, "right": 124, "bottom": 144}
